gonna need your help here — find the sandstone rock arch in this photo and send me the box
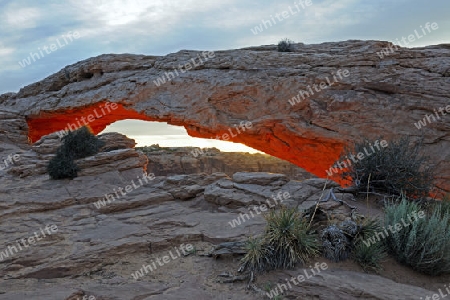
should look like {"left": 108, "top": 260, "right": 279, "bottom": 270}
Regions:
{"left": 2, "top": 40, "right": 449, "bottom": 193}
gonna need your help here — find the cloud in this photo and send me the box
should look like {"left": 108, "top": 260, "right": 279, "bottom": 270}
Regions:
{"left": 0, "top": 0, "right": 448, "bottom": 149}
{"left": 0, "top": 45, "right": 15, "bottom": 57}
{"left": 0, "top": 0, "right": 447, "bottom": 94}
{"left": 2, "top": 5, "right": 42, "bottom": 30}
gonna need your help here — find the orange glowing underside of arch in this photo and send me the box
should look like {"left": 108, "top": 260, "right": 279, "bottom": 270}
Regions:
{"left": 26, "top": 101, "right": 349, "bottom": 186}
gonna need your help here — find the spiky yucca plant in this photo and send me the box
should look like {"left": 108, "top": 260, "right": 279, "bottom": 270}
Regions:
{"left": 350, "top": 217, "right": 386, "bottom": 272}
{"left": 353, "top": 218, "right": 383, "bottom": 243}
{"left": 240, "top": 236, "right": 274, "bottom": 273}
{"left": 353, "top": 240, "right": 386, "bottom": 273}
{"left": 264, "top": 207, "right": 320, "bottom": 269}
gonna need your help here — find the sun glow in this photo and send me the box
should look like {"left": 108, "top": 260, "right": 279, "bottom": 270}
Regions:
{"left": 99, "top": 119, "right": 262, "bottom": 153}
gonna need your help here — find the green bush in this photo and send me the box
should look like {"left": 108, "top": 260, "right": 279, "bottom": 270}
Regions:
{"left": 47, "top": 150, "right": 80, "bottom": 179}
{"left": 352, "top": 218, "right": 383, "bottom": 243}
{"left": 47, "top": 126, "right": 104, "bottom": 180}
{"left": 240, "top": 207, "right": 319, "bottom": 273}
{"left": 351, "top": 218, "right": 386, "bottom": 272}
{"left": 423, "top": 196, "right": 450, "bottom": 221}
{"left": 434, "top": 194, "right": 450, "bottom": 219}
{"left": 384, "top": 196, "right": 450, "bottom": 275}
{"left": 353, "top": 240, "right": 386, "bottom": 273}
{"left": 264, "top": 207, "right": 320, "bottom": 269}
{"left": 339, "top": 136, "right": 434, "bottom": 197}
{"left": 240, "top": 236, "right": 274, "bottom": 273}
{"left": 60, "top": 126, "right": 105, "bottom": 159}
{"left": 277, "top": 38, "right": 293, "bottom": 52}
{"left": 320, "top": 218, "right": 386, "bottom": 271}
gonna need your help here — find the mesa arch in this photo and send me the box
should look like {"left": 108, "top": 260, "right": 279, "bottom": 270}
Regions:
{"left": 2, "top": 40, "right": 448, "bottom": 194}
{"left": 26, "top": 100, "right": 344, "bottom": 183}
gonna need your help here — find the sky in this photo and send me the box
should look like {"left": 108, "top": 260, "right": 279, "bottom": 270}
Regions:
{"left": 0, "top": 0, "right": 448, "bottom": 151}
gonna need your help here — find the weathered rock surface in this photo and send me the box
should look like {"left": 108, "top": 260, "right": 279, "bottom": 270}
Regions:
{"left": 1, "top": 40, "right": 448, "bottom": 193}
{"left": 7, "top": 132, "right": 147, "bottom": 178}
{"left": 258, "top": 268, "right": 436, "bottom": 300}
{"left": 140, "top": 145, "right": 314, "bottom": 181}
{"left": 0, "top": 114, "right": 446, "bottom": 299}
{"left": 0, "top": 137, "right": 354, "bottom": 298}
{"left": 0, "top": 163, "right": 432, "bottom": 300}
{"left": 1, "top": 40, "right": 450, "bottom": 299}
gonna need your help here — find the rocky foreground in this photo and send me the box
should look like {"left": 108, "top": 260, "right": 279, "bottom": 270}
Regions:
{"left": 0, "top": 112, "right": 447, "bottom": 299}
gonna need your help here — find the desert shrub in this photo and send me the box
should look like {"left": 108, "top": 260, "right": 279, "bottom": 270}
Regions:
{"left": 321, "top": 224, "right": 351, "bottom": 262}
{"left": 47, "top": 126, "right": 104, "bottom": 180}
{"left": 277, "top": 38, "right": 293, "bottom": 52}
{"left": 434, "top": 194, "right": 450, "bottom": 219}
{"left": 264, "top": 207, "right": 320, "bottom": 269}
{"left": 351, "top": 218, "right": 386, "bottom": 272}
{"left": 47, "top": 150, "right": 80, "bottom": 179}
{"left": 340, "top": 136, "right": 434, "bottom": 197}
{"left": 352, "top": 218, "right": 383, "bottom": 243}
{"left": 422, "top": 195, "right": 450, "bottom": 221}
{"left": 239, "top": 208, "right": 319, "bottom": 273}
{"left": 384, "top": 196, "right": 450, "bottom": 275}
{"left": 340, "top": 219, "right": 359, "bottom": 237}
{"left": 320, "top": 219, "right": 386, "bottom": 271}
{"left": 59, "top": 126, "right": 105, "bottom": 159}
{"left": 353, "top": 240, "right": 386, "bottom": 273}
{"left": 240, "top": 236, "right": 274, "bottom": 273}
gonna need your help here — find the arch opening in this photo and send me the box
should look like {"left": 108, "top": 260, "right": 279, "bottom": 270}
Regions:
{"left": 26, "top": 101, "right": 346, "bottom": 186}
{"left": 99, "top": 119, "right": 262, "bottom": 153}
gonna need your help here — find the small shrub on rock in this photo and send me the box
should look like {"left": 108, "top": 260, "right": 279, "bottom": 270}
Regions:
{"left": 340, "top": 136, "right": 434, "bottom": 197}
{"left": 240, "top": 207, "right": 319, "bottom": 273}
{"left": 277, "top": 38, "right": 293, "bottom": 52}
{"left": 47, "top": 150, "right": 80, "bottom": 179}
{"left": 47, "top": 126, "right": 104, "bottom": 180}
{"left": 264, "top": 207, "right": 320, "bottom": 269}
{"left": 60, "top": 126, "right": 105, "bottom": 159}
{"left": 240, "top": 236, "right": 274, "bottom": 273}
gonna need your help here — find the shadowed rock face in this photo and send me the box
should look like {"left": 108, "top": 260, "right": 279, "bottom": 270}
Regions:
{"left": 139, "top": 145, "right": 315, "bottom": 181}
{"left": 1, "top": 40, "right": 449, "bottom": 193}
